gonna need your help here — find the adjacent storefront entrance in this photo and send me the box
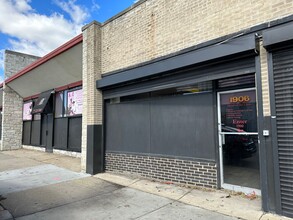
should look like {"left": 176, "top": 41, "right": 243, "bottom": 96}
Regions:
{"left": 41, "top": 114, "right": 54, "bottom": 152}
{"left": 218, "top": 88, "right": 260, "bottom": 195}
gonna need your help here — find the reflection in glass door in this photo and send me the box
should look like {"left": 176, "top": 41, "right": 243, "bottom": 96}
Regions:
{"left": 218, "top": 88, "right": 260, "bottom": 194}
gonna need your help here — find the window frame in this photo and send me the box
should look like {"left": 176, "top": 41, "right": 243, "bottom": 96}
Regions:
{"left": 54, "top": 86, "right": 82, "bottom": 118}
{"left": 22, "top": 100, "right": 33, "bottom": 121}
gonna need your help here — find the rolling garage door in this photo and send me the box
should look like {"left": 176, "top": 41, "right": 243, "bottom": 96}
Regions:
{"left": 272, "top": 47, "right": 293, "bottom": 217}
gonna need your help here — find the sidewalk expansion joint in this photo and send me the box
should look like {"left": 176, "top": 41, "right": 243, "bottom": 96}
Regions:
{"left": 14, "top": 186, "right": 123, "bottom": 219}
{"left": 0, "top": 203, "right": 15, "bottom": 220}
{"left": 133, "top": 185, "right": 193, "bottom": 219}
{"left": 125, "top": 179, "right": 141, "bottom": 188}
{"left": 133, "top": 201, "right": 173, "bottom": 219}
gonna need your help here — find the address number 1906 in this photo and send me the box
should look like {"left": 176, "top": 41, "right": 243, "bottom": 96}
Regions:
{"left": 229, "top": 95, "right": 250, "bottom": 103}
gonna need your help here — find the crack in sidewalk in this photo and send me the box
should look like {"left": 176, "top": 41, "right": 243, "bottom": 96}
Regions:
{"left": 133, "top": 187, "right": 193, "bottom": 219}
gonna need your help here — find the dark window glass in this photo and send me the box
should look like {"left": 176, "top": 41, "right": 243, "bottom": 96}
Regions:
{"left": 217, "top": 74, "right": 255, "bottom": 89}
{"left": 118, "top": 81, "right": 213, "bottom": 103}
{"left": 55, "top": 91, "right": 64, "bottom": 118}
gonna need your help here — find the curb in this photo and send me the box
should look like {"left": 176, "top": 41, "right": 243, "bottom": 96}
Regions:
{"left": 94, "top": 173, "right": 291, "bottom": 220}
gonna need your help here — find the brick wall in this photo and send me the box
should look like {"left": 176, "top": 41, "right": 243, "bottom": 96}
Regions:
{"left": 1, "top": 85, "right": 23, "bottom": 150}
{"left": 4, "top": 50, "right": 39, "bottom": 79}
{"left": 106, "top": 153, "right": 217, "bottom": 188}
{"left": 101, "top": 0, "right": 293, "bottom": 75}
{"left": 81, "top": 21, "right": 103, "bottom": 172}
{"left": 84, "top": 0, "right": 289, "bottom": 175}
{"left": 1, "top": 51, "right": 39, "bottom": 151}
{"left": 259, "top": 41, "right": 271, "bottom": 117}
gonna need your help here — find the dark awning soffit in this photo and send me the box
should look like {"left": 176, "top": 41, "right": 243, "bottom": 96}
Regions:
{"left": 32, "top": 90, "right": 53, "bottom": 114}
{"left": 97, "top": 34, "right": 257, "bottom": 89}
{"left": 6, "top": 40, "right": 82, "bottom": 98}
{"left": 263, "top": 22, "right": 293, "bottom": 49}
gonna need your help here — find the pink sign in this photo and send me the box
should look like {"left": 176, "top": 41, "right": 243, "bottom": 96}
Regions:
{"left": 23, "top": 101, "right": 33, "bottom": 120}
{"left": 67, "top": 89, "right": 83, "bottom": 116}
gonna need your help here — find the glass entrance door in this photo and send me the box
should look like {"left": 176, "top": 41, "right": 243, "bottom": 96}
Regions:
{"left": 218, "top": 88, "right": 260, "bottom": 195}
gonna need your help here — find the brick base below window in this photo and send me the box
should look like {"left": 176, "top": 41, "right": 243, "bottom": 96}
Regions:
{"left": 105, "top": 153, "right": 217, "bottom": 188}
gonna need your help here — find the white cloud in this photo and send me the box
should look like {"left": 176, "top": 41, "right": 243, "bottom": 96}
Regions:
{"left": 0, "top": 75, "right": 3, "bottom": 84}
{"left": 91, "top": 0, "right": 100, "bottom": 12}
{"left": 0, "top": 0, "right": 85, "bottom": 53}
{"left": 0, "top": 0, "right": 100, "bottom": 77}
{"left": 0, "top": 50, "right": 4, "bottom": 70}
{"left": 54, "top": 0, "right": 89, "bottom": 24}
{"left": 14, "top": 0, "right": 33, "bottom": 13}
{"left": 0, "top": 50, "right": 4, "bottom": 83}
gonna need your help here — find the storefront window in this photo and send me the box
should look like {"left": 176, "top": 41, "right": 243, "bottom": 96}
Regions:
{"left": 171, "top": 81, "right": 213, "bottom": 95}
{"left": 55, "top": 91, "right": 64, "bottom": 118}
{"left": 22, "top": 101, "right": 33, "bottom": 121}
{"left": 118, "top": 81, "right": 213, "bottom": 103}
{"left": 220, "top": 90, "right": 257, "bottom": 133}
{"left": 66, "top": 88, "right": 83, "bottom": 116}
{"left": 55, "top": 87, "right": 82, "bottom": 118}
{"left": 217, "top": 74, "right": 255, "bottom": 89}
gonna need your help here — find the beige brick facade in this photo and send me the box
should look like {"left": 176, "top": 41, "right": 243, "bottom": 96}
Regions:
{"left": 81, "top": 21, "right": 103, "bottom": 171}
{"left": 80, "top": 0, "right": 293, "bottom": 172}
{"left": 259, "top": 40, "right": 271, "bottom": 116}
{"left": 101, "top": 0, "right": 293, "bottom": 75}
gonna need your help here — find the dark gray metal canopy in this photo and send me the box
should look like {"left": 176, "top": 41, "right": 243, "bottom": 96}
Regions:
{"left": 263, "top": 22, "right": 293, "bottom": 49}
{"left": 32, "top": 90, "right": 54, "bottom": 114}
{"left": 97, "top": 34, "right": 257, "bottom": 89}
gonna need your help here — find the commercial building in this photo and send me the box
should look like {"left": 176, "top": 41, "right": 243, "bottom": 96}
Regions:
{"left": 2, "top": 0, "right": 293, "bottom": 218}
{"left": 2, "top": 35, "right": 82, "bottom": 157}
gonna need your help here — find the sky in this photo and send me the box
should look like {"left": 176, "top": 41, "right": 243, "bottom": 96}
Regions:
{"left": 0, "top": 0, "right": 138, "bottom": 82}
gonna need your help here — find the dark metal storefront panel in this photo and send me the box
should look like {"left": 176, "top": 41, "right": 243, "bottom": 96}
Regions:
{"left": 68, "top": 117, "right": 82, "bottom": 152}
{"left": 104, "top": 54, "right": 255, "bottom": 161}
{"left": 103, "top": 57, "right": 255, "bottom": 99}
{"left": 46, "top": 114, "right": 54, "bottom": 152}
{"left": 272, "top": 47, "right": 293, "bottom": 218}
{"left": 41, "top": 115, "right": 47, "bottom": 147}
{"left": 53, "top": 118, "right": 68, "bottom": 150}
{"left": 22, "top": 121, "right": 31, "bottom": 145}
{"left": 150, "top": 93, "right": 215, "bottom": 159}
{"left": 105, "top": 92, "right": 215, "bottom": 160}
{"left": 31, "top": 120, "right": 41, "bottom": 146}
{"left": 106, "top": 100, "right": 151, "bottom": 153}
{"left": 53, "top": 117, "right": 81, "bottom": 152}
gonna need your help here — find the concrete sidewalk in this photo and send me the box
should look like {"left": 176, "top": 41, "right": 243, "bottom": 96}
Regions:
{"left": 0, "top": 149, "right": 291, "bottom": 220}
{"left": 0, "top": 149, "right": 236, "bottom": 220}
{"left": 96, "top": 173, "right": 292, "bottom": 220}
